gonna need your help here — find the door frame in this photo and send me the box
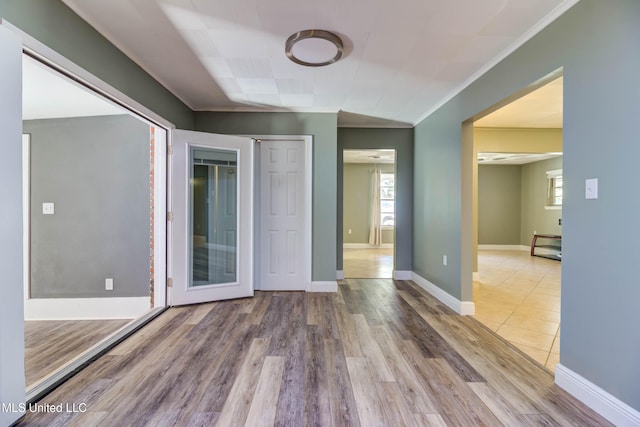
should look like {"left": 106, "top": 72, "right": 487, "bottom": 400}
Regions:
{"left": 251, "top": 135, "right": 313, "bottom": 291}
{"left": 1, "top": 19, "right": 173, "bottom": 405}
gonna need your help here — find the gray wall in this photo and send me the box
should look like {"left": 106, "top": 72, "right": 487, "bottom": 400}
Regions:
{"left": 25, "top": 115, "right": 151, "bottom": 298}
{"left": 0, "top": 0, "right": 193, "bottom": 129}
{"left": 343, "top": 163, "right": 395, "bottom": 244}
{"left": 338, "top": 128, "right": 413, "bottom": 272}
{"left": 520, "top": 156, "right": 562, "bottom": 243}
{"left": 414, "top": 0, "right": 640, "bottom": 410}
{"left": 194, "top": 111, "right": 337, "bottom": 282}
{"left": 478, "top": 165, "right": 521, "bottom": 245}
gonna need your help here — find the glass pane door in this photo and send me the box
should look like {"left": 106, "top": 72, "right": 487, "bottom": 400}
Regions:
{"left": 191, "top": 148, "right": 238, "bottom": 287}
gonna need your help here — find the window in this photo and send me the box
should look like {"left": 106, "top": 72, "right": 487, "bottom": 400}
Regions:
{"left": 546, "top": 169, "right": 563, "bottom": 207}
{"left": 380, "top": 172, "right": 395, "bottom": 226}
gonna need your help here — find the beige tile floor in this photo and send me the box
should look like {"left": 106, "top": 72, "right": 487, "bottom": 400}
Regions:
{"left": 343, "top": 247, "right": 393, "bottom": 278}
{"left": 473, "top": 250, "right": 561, "bottom": 372}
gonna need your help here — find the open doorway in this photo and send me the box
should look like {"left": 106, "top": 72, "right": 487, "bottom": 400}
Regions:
{"left": 471, "top": 75, "right": 563, "bottom": 372}
{"left": 342, "top": 149, "right": 396, "bottom": 278}
{"left": 22, "top": 52, "right": 168, "bottom": 397}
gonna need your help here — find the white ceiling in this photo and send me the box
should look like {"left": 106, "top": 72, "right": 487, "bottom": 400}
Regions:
{"left": 474, "top": 76, "right": 563, "bottom": 128}
{"left": 23, "top": 55, "right": 124, "bottom": 120}
{"left": 60, "top": 0, "right": 576, "bottom": 127}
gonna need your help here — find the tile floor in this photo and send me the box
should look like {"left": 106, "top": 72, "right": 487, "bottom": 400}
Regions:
{"left": 342, "top": 247, "right": 561, "bottom": 372}
{"left": 473, "top": 250, "right": 561, "bottom": 372}
{"left": 343, "top": 247, "right": 393, "bottom": 278}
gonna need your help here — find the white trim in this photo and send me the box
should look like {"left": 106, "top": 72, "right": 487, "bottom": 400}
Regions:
{"left": 393, "top": 270, "right": 412, "bottom": 280}
{"left": 22, "top": 134, "right": 30, "bottom": 301}
{"left": 544, "top": 205, "right": 562, "bottom": 210}
{"left": 473, "top": 272, "right": 480, "bottom": 281}
{"left": 336, "top": 270, "right": 345, "bottom": 280}
{"left": 555, "top": 364, "right": 640, "bottom": 427}
{"left": 309, "top": 281, "right": 338, "bottom": 292}
{"left": 412, "top": 0, "right": 581, "bottom": 126}
{"left": 478, "top": 245, "right": 529, "bottom": 251}
{"left": 152, "top": 126, "right": 167, "bottom": 308}
{"left": 411, "top": 272, "right": 475, "bottom": 315}
{"left": 343, "top": 243, "right": 394, "bottom": 249}
{"left": 24, "top": 297, "right": 150, "bottom": 320}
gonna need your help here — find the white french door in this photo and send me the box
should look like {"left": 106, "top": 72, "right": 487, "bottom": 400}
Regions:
{"left": 170, "top": 130, "right": 253, "bottom": 305}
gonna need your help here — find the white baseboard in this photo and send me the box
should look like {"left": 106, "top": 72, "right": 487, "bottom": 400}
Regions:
{"left": 308, "top": 281, "right": 338, "bottom": 292}
{"left": 555, "top": 364, "right": 640, "bottom": 427}
{"left": 343, "top": 243, "right": 393, "bottom": 249}
{"left": 473, "top": 272, "right": 480, "bottom": 281}
{"left": 24, "top": 296, "right": 150, "bottom": 320}
{"left": 336, "top": 270, "right": 345, "bottom": 280}
{"left": 478, "top": 244, "right": 529, "bottom": 251}
{"left": 393, "top": 270, "right": 412, "bottom": 280}
{"left": 410, "top": 273, "right": 475, "bottom": 315}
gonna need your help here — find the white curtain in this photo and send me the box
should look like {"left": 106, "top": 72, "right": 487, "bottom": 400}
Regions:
{"left": 369, "top": 169, "right": 382, "bottom": 245}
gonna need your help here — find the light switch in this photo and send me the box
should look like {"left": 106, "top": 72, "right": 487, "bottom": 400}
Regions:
{"left": 42, "top": 202, "right": 55, "bottom": 215}
{"left": 585, "top": 178, "right": 598, "bottom": 200}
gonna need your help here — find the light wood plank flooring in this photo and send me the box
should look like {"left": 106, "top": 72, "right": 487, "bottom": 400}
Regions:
{"left": 17, "top": 279, "right": 608, "bottom": 426}
{"left": 343, "top": 247, "right": 393, "bottom": 278}
{"left": 25, "top": 319, "right": 131, "bottom": 389}
{"left": 474, "top": 250, "right": 561, "bottom": 372}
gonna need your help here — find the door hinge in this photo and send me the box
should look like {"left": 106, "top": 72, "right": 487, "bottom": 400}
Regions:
{"left": 167, "top": 211, "right": 173, "bottom": 221}
{"left": 167, "top": 144, "right": 173, "bottom": 155}
{"left": 167, "top": 277, "right": 173, "bottom": 288}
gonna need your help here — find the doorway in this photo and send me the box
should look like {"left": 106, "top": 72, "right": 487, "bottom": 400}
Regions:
{"left": 342, "top": 149, "right": 396, "bottom": 278}
{"left": 471, "top": 73, "right": 563, "bottom": 372}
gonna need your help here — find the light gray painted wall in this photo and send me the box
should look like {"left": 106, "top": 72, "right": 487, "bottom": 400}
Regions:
{"left": 0, "top": 0, "right": 193, "bottom": 129}
{"left": 414, "top": 0, "right": 640, "bottom": 410}
{"left": 477, "top": 165, "right": 521, "bottom": 245}
{"left": 0, "top": 24, "right": 26, "bottom": 424}
{"left": 343, "top": 163, "right": 395, "bottom": 244}
{"left": 338, "top": 128, "right": 413, "bottom": 272}
{"left": 25, "top": 115, "right": 150, "bottom": 298}
{"left": 194, "top": 111, "right": 337, "bottom": 281}
{"left": 520, "top": 157, "right": 563, "bottom": 244}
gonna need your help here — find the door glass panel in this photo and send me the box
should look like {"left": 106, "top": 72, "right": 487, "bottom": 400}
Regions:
{"left": 191, "top": 147, "right": 238, "bottom": 287}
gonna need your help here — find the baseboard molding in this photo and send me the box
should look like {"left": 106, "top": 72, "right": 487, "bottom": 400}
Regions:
{"left": 336, "top": 270, "right": 345, "bottom": 280}
{"left": 473, "top": 272, "right": 480, "bottom": 281}
{"left": 555, "top": 364, "right": 640, "bottom": 427}
{"left": 410, "top": 273, "right": 475, "bottom": 315}
{"left": 309, "top": 281, "right": 338, "bottom": 292}
{"left": 24, "top": 296, "right": 150, "bottom": 320}
{"left": 343, "top": 243, "right": 393, "bottom": 249}
{"left": 393, "top": 270, "right": 412, "bottom": 280}
{"left": 478, "top": 244, "right": 529, "bottom": 251}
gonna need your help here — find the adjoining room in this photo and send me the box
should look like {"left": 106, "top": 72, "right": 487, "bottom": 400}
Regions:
{"left": 472, "top": 76, "right": 563, "bottom": 371}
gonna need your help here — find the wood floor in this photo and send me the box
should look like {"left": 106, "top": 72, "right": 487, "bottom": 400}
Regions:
{"left": 24, "top": 319, "right": 131, "bottom": 389}
{"left": 17, "top": 279, "right": 610, "bottom": 426}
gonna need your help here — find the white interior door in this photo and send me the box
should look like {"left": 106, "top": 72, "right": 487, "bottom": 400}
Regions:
{"left": 171, "top": 130, "right": 253, "bottom": 305}
{"left": 259, "top": 139, "right": 309, "bottom": 290}
{"left": 0, "top": 24, "right": 27, "bottom": 425}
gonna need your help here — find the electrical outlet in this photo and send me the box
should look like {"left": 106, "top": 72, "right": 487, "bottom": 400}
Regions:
{"left": 348, "top": 229, "right": 352, "bottom": 234}
{"left": 443, "top": 255, "right": 448, "bottom": 266}
{"left": 105, "top": 278, "right": 114, "bottom": 291}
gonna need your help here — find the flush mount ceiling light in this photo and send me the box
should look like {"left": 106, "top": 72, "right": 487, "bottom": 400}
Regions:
{"left": 285, "top": 29, "right": 344, "bottom": 67}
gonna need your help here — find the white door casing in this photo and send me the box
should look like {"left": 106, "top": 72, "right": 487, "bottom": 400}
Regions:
{"left": 171, "top": 129, "right": 253, "bottom": 305}
{"left": 258, "top": 139, "right": 310, "bottom": 291}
